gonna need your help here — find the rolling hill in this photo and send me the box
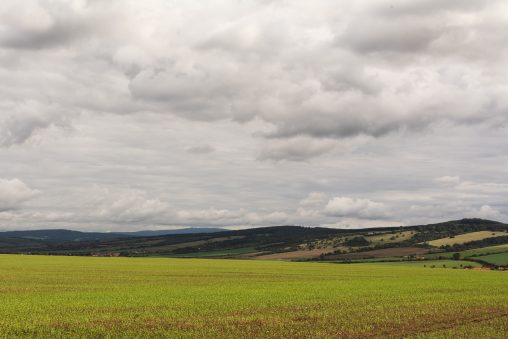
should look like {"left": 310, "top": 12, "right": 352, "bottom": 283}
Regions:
{"left": 0, "top": 219, "right": 507, "bottom": 266}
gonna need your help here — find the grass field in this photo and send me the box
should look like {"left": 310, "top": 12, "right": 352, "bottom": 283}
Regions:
{"left": 0, "top": 255, "right": 507, "bottom": 338}
{"left": 427, "top": 231, "right": 507, "bottom": 247}
{"left": 474, "top": 252, "right": 508, "bottom": 266}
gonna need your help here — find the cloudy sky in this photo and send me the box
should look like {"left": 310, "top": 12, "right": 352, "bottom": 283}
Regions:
{"left": 1, "top": 0, "right": 508, "bottom": 231}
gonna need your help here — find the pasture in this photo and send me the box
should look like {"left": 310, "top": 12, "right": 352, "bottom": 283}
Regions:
{"left": 0, "top": 255, "right": 507, "bottom": 338}
{"left": 475, "top": 252, "right": 508, "bottom": 266}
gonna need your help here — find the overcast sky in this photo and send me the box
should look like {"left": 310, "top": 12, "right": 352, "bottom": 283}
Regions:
{"left": 1, "top": 0, "right": 508, "bottom": 231}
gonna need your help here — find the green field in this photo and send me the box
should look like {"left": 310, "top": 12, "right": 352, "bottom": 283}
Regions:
{"left": 426, "top": 244, "right": 508, "bottom": 266}
{"left": 475, "top": 252, "right": 508, "bottom": 266}
{"left": 0, "top": 255, "right": 507, "bottom": 338}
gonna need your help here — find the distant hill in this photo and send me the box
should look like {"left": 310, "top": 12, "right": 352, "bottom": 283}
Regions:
{"left": 0, "top": 229, "right": 130, "bottom": 242}
{"left": 0, "top": 219, "right": 506, "bottom": 266}
{"left": 119, "top": 227, "right": 226, "bottom": 237}
{"left": 0, "top": 227, "right": 226, "bottom": 242}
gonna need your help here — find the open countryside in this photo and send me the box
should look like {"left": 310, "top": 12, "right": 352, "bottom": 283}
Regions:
{"left": 2, "top": 219, "right": 507, "bottom": 268}
{"left": 1, "top": 255, "right": 507, "bottom": 338}
{"left": 2, "top": 1, "right": 508, "bottom": 338}
{"left": 1, "top": 218, "right": 508, "bottom": 337}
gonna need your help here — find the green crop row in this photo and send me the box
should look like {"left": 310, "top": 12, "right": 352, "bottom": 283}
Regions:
{"left": 0, "top": 255, "right": 506, "bottom": 338}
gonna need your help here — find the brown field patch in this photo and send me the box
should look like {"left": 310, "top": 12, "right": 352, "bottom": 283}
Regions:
{"left": 255, "top": 248, "right": 335, "bottom": 260}
{"left": 329, "top": 247, "right": 429, "bottom": 260}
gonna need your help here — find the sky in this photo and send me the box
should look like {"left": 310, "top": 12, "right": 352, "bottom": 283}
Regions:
{"left": 1, "top": 0, "right": 508, "bottom": 231}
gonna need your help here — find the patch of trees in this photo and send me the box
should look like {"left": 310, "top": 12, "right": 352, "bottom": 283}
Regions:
{"left": 344, "top": 236, "right": 370, "bottom": 247}
{"left": 410, "top": 219, "right": 508, "bottom": 244}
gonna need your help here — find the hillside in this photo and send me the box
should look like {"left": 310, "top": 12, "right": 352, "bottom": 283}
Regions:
{"left": 1, "top": 219, "right": 507, "bottom": 266}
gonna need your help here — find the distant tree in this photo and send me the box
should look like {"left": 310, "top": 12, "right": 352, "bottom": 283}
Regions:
{"left": 452, "top": 253, "right": 461, "bottom": 260}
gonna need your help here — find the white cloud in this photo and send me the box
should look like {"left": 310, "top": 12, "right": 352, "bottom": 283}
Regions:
{"left": 300, "top": 192, "right": 328, "bottom": 207}
{"left": 467, "top": 205, "right": 503, "bottom": 220}
{"left": 88, "top": 187, "right": 169, "bottom": 223}
{"left": 0, "top": 178, "right": 39, "bottom": 211}
{"left": 324, "top": 197, "right": 389, "bottom": 219}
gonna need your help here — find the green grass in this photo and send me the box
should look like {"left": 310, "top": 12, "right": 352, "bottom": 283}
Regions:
{"left": 474, "top": 252, "right": 508, "bottom": 266}
{"left": 0, "top": 255, "right": 507, "bottom": 338}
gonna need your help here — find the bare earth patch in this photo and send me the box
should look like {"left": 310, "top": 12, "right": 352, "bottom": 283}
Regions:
{"left": 255, "top": 248, "right": 335, "bottom": 260}
{"left": 329, "top": 247, "right": 429, "bottom": 260}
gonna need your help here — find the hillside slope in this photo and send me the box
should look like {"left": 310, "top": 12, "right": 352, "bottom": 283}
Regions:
{"left": 1, "top": 219, "right": 507, "bottom": 265}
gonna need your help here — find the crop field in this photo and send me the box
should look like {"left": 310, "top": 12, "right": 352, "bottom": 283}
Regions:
{"left": 426, "top": 231, "right": 507, "bottom": 247}
{"left": 255, "top": 248, "right": 335, "bottom": 260}
{"left": 0, "top": 255, "right": 507, "bottom": 338}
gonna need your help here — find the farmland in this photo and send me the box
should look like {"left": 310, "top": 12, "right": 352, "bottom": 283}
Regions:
{"left": 426, "top": 231, "right": 507, "bottom": 247}
{"left": 1, "top": 219, "right": 508, "bottom": 266}
{"left": 474, "top": 252, "right": 508, "bottom": 266}
{"left": 426, "top": 244, "right": 508, "bottom": 259}
{"left": 0, "top": 255, "right": 507, "bottom": 338}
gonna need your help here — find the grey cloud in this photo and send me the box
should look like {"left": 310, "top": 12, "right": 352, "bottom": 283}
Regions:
{"left": 339, "top": 19, "right": 442, "bottom": 54}
{"left": 1, "top": 20, "right": 87, "bottom": 50}
{"left": 176, "top": 207, "right": 289, "bottom": 227}
{"left": 321, "top": 65, "right": 382, "bottom": 96}
{"left": 0, "top": 102, "right": 71, "bottom": 147}
{"left": 0, "top": 1, "right": 94, "bottom": 50}
{"left": 186, "top": 144, "right": 215, "bottom": 154}
{"left": 128, "top": 67, "right": 255, "bottom": 121}
{"left": 434, "top": 176, "right": 461, "bottom": 186}
{"left": 0, "top": 1, "right": 508, "bottom": 230}
{"left": 1, "top": 0, "right": 506, "bottom": 154}
{"left": 373, "top": 0, "right": 498, "bottom": 17}
{"left": 258, "top": 137, "right": 336, "bottom": 162}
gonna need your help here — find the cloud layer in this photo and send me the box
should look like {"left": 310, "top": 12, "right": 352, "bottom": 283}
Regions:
{"left": 0, "top": 0, "right": 507, "bottom": 230}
